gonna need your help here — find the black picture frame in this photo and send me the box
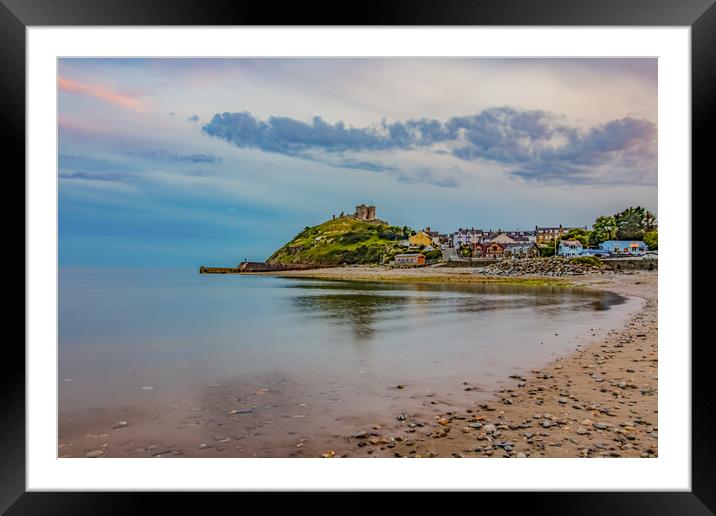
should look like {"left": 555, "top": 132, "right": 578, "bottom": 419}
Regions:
{"left": 4, "top": 0, "right": 711, "bottom": 512}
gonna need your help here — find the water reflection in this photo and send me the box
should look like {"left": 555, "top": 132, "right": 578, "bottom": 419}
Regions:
{"left": 293, "top": 293, "right": 407, "bottom": 340}
{"left": 289, "top": 280, "right": 625, "bottom": 342}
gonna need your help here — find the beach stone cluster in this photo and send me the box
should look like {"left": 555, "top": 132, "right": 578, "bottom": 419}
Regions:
{"left": 477, "top": 256, "right": 607, "bottom": 276}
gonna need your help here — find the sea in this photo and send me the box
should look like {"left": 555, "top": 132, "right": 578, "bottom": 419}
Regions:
{"left": 58, "top": 268, "right": 639, "bottom": 456}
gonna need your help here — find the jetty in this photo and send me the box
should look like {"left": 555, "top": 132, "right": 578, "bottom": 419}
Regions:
{"left": 199, "top": 262, "right": 314, "bottom": 274}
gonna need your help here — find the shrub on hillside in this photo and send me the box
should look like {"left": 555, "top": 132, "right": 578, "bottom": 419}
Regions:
{"left": 569, "top": 256, "right": 603, "bottom": 267}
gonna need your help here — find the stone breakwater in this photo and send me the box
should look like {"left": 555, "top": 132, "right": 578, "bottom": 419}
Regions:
{"left": 477, "top": 256, "right": 606, "bottom": 276}
{"left": 199, "top": 262, "right": 316, "bottom": 274}
{"left": 476, "top": 257, "right": 657, "bottom": 277}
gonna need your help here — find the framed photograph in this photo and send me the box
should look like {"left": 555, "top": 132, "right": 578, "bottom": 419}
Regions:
{"left": 6, "top": 0, "right": 712, "bottom": 511}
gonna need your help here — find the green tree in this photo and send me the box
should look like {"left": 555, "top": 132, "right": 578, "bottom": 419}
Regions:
{"left": 539, "top": 242, "right": 555, "bottom": 257}
{"left": 560, "top": 228, "right": 592, "bottom": 247}
{"left": 643, "top": 211, "right": 658, "bottom": 232}
{"left": 459, "top": 244, "right": 472, "bottom": 258}
{"left": 592, "top": 215, "right": 617, "bottom": 243}
{"left": 615, "top": 206, "right": 646, "bottom": 240}
{"left": 644, "top": 230, "right": 658, "bottom": 250}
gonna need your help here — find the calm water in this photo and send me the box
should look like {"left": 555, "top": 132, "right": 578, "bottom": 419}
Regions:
{"left": 59, "top": 268, "right": 638, "bottom": 455}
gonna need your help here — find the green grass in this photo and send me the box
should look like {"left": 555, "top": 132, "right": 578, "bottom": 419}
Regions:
{"left": 568, "top": 256, "right": 604, "bottom": 267}
{"left": 267, "top": 216, "right": 409, "bottom": 266}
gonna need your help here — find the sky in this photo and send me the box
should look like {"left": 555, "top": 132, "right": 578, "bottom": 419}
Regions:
{"left": 58, "top": 58, "right": 657, "bottom": 267}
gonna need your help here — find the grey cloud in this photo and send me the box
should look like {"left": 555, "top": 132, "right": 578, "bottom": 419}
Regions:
{"left": 187, "top": 114, "right": 200, "bottom": 122}
{"left": 170, "top": 153, "right": 221, "bottom": 164}
{"left": 391, "top": 168, "right": 459, "bottom": 188}
{"left": 202, "top": 107, "right": 656, "bottom": 185}
{"left": 59, "top": 171, "right": 133, "bottom": 182}
{"left": 168, "top": 169, "right": 214, "bottom": 177}
{"left": 203, "top": 112, "right": 395, "bottom": 156}
{"left": 334, "top": 159, "right": 457, "bottom": 188}
{"left": 126, "top": 150, "right": 222, "bottom": 164}
{"left": 334, "top": 159, "right": 398, "bottom": 173}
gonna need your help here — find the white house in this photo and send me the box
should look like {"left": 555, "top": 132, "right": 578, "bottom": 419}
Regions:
{"left": 451, "top": 228, "right": 485, "bottom": 248}
{"left": 558, "top": 239, "right": 583, "bottom": 257}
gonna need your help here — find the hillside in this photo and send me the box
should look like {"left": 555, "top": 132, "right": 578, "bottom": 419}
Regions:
{"left": 266, "top": 216, "right": 411, "bottom": 266}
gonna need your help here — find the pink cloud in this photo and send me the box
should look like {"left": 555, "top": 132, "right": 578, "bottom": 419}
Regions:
{"left": 58, "top": 75, "right": 145, "bottom": 111}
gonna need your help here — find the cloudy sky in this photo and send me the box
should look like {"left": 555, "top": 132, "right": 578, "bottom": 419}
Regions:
{"left": 58, "top": 58, "right": 657, "bottom": 267}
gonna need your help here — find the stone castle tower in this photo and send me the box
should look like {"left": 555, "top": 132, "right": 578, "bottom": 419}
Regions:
{"left": 354, "top": 204, "right": 376, "bottom": 221}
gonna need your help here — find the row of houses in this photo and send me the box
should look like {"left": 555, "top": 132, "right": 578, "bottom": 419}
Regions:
{"left": 400, "top": 227, "right": 543, "bottom": 262}
{"left": 449, "top": 224, "right": 588, "bottom": 248}
{"left": 408, "top": 224, "right": 587, "bottom": 255}
{"left": 396, "top": 221, "right": 648, "bottom": 265}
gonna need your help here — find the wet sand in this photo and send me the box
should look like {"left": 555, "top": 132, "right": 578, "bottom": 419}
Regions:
{"left": 58, "top": 268, "right": 656, "bottom": 459}
{"left": 384, "top": 271, "right": 658, "bottom": 458}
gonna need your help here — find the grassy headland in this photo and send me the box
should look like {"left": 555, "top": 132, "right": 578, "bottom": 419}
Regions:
{"left": 266, "top": 216, "right": 410, "bottom": 266}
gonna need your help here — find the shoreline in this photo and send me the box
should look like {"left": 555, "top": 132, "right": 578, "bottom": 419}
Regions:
{"left": 312, "top": 268, "right": 657, "bottom": 458}
{"left": 58, "top": 268, "right": 656, "bottom": 458}
{"left": 268, "top": 266, "right": 571, "bottom": 287}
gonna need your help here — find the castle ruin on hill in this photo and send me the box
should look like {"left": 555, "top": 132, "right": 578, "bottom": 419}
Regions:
{"left": 353, "top": 204, "right": 376, "bottom": 221}
{"left": 332, "top": 204, "right": 385, "bottom": 224}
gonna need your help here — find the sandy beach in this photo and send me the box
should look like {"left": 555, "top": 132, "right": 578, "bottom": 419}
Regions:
{"left": 58, "top": 266, "right": 656, "bottom": 459}
{"left": 267, "top": 266, "right": 658, "bottom": 458}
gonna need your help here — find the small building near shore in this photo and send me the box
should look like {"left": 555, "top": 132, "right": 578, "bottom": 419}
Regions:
{"left": 482, "top": 242, "right": 506, "bottom": 259}
{"left": 503, "top": 242, "right": 540, "bottom": 259}
{"left": 536, "top": 224, "right": 588, "bottom": 245}
{"left": 558, "top": 239, "right": 584, "bottom": 257}
{"left": 599, "top": 240, "right": 647, "bottom": 256}
{"left": 487, "top": 233, "right": 517, "bottom": 244}
{"left": 423, "top": 227, "right": 441, "bottom": 245}
{"left": 409, "top": 230, "right": 434, "bottom": 247}
{"left": 394, "top": 253, "right": 426, "bottom": 266}
{"left": 451, "top": 228, "right": 485, "bottom": 248}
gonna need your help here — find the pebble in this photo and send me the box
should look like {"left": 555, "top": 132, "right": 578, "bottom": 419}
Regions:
{"left": 558, "top": 397, "right": 568, "bottom": 404}
{"left": 228, "top": 409, "right": 253, "bottom": 415}
{"left": 322, "top": 450, "right": 335, "bottom": 458}
{"left": 353, "top": 431, "right": 368, "bottom": 438}
{"left": 437, "top": 418, "right": 449, "bottom": 427}
{"left": 113, "top": 421, "right": 128, "bottom": 429}
{"left": 593, "top": 423, "right": 609, "bottom": 430}
{"left": 85, "top": 449, "right": 104, "bottom": 458}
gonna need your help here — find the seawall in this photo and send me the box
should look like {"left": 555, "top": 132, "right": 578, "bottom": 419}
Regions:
{"left": 199, "top": 262, "right": 317, "bottom": 274}
{"left": 604, "top": 258, "right": 658, "bottom": 271}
